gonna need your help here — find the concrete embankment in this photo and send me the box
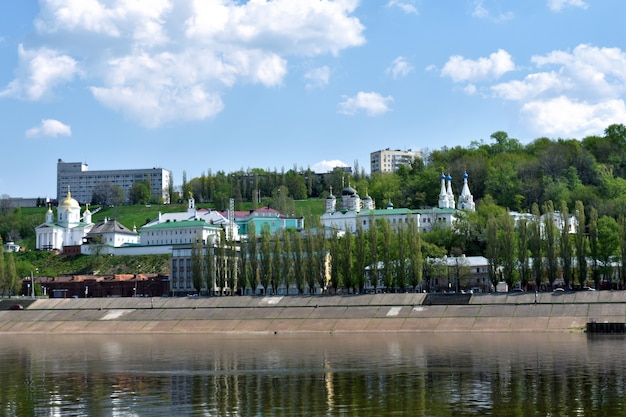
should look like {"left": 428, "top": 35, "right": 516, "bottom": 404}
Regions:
{"left": 0, "top": 292, "right": 625, "bottom": 334}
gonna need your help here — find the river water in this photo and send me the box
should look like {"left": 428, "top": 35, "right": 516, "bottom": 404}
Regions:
{"left": 0, "top": 332, "right": 623, "bottom": 416}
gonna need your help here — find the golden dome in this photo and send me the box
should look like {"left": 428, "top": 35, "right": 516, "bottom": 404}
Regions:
{"left": 60, "top": 187, "right": 80, "bottom": 208}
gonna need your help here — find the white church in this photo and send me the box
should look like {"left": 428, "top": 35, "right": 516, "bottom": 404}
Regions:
{"left": 35, "top": 187, "right": 94, "bottom": 251}
{"left": 320, "top": 172, "right": 475, "bottom": 234}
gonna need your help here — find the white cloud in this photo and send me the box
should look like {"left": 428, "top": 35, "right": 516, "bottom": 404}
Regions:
{"left": 311, "top": 160, "right": 348, "bottom": 173}
{"left": 531, "top": 44, "right": 626, "bottom": 99}
{"left": 491, "top": 72, "right": 571, "bottom": 101}
{"left": 547, "top": 0, "right": 588, "bottom": 12}
{"left": 184, "top": 0, "right": 365, "bottom": 56}
{"left": 0, "top": 44, "right": 80, "bottom": 100}
{"left": 464, "top": 84, "right": 477, "bottom": 95}
{"left": 521, "top": 96, "right": 626, "bottom": 137}
{"left": 471, "top": 1, "right": 513, "bottom": 22}
{"left": 304, "top": 66, "right": 330, "bottom": 90}
{"left": 35, "top": 0, "right": 172, "bottom": 46}
{"left": 441, "top": 49, "right": 515, "bottom": 83}
{"left": 386, "top": 0, "right": 418, "bottom": 15}
{"left": 19, "top": 0, "right": 366, "bottom": 127}
{"left": 338, "top": 91, "right": 393, "bottom": 116}
{"left": 25, "top": 119, "right": 72, "bottom": 138}
{"left": 386, "top": 56, "right": 413, "bottom": 79}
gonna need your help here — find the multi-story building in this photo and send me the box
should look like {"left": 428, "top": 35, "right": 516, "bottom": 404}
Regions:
{"left": 370, "top": 148, "right": 422, "bottom": 174}
{"left": 56, "top": 159, "right": 172, "bottom": 204}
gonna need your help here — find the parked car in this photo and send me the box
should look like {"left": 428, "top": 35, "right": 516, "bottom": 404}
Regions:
{"left": 8, "top": 304, "right": 24, "bottom": 310}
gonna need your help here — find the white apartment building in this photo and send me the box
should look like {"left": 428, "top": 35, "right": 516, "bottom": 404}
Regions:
{"left": 56, "top": 159, "right": 172, "bottom": 204}
{"left": 370, "top": 148, "right": 422, "bottom": 174}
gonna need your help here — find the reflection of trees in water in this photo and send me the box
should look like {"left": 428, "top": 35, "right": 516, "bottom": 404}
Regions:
{"left": 1, "top": 335, "right": 626, "bottom": 415}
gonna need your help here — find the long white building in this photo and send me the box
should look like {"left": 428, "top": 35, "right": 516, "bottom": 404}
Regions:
{"left": 57, "top": 159, "right": 172, "bottom": 204}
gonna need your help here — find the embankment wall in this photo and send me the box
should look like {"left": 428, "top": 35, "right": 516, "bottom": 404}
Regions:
{"left": 0, "top": 292, "right": 624, "bottom": 334}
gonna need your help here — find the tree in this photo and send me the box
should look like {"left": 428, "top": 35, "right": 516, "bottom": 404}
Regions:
{"left": 341, "top": 231, "right": 354, "bottom": 291}
{"left": 381, "top": 219, "right": 393, "bottom": 290}
{"left": 191, "top": 234, "right": 204, "bottom": 294}
{"left": 259, "top": 225, "right": 272, "bottom": 293}
{"left": 517, "top": 218, "right": 530, "bottom": 289}
{"left": 618, "top": 215, "right": 626, "bottom": 289}
{"left": 597, "top": 215, "right": 620, "bottom": 287}
{"left": 368, "top": 217, "right": 379, "bottom": 291}
{"left": 0, "top": 236, "right": 5, "bottom": 295}
{"left": 574, "top": 201, "right": 588, "bottom": 286}
{"left": 271, "top": 231, "right": 283, "bottom": 293}
{"left": 129, "top": 181, "right": 151, "bottom": 205}
{"left": 354, "top": 222, "right": 368, "bottom": 292}
{"left": 5, "top": 252, "right": 17, "bottom": 295}
{"left": 91, "top": 181, "right": 125, "bottom": 206}
{"left": 589, "top": 207, "right": 599, "bottom": 288}
{"left": 529, "top": 203, "right": 543, "bottom": 289}
{"left": 500, "top": 213, "right": 516, "bottom": 288}
{"left": 559, "top": 201, "right": 573, "bottom": 288}
{"left": 407, "top": 219, "right": 423, "bottom": 291}
{"left": 543, "top": 201, "right": 559, "bottom": 287}
{"left": 485, "top": 215, "right": 499, "bottom": 289}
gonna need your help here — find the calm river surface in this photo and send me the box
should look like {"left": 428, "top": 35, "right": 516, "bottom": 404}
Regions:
{"left": 0, "top": 332, "right": 624, "bottom": 416}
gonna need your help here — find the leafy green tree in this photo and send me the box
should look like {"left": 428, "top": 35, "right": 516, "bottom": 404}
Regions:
{"left": 190, "top": 234, "right": 204, "bottom": 294}
{"left": 543, "top": 201, "right": 558, "bottom": 286}
{"left": 0, "top": 236, "right": 5, "bottom": 295}
{"left": 407, "top": 219, "right": 423, "bottom": 291}
{"left": 394, "top": 224, "right": 408, "bottom": 290}
{"left": 559, "top": 201, "right": 573, "bottom": 288}
{"left": 91, "top": 181, "right": 125, "bottom": 206}
{"left": 529, "top": 203, "right": 543, "bottom": 289}
{"left": 129, "top": 181, "right": 151, "bottom": 205}
{"left": 517, "top": 218, "right": 530, "bottom": 288}
{"left": 259, "top": 225, "right": 272, "bottom": 293}
{"left": 618, "top": 215, "right": 626, "bottom": 288}
{"left": 342, "top": 231, "right": 355, "bottom": 291}
{"left": 597, "top": 215, "right": 620, "bottom": 287}
{"left": 368, "top": 217, "right": 379, "bottom": 291}
{"left": 247, "top": 223, "right": 259, "bottom": 291}
{"left": 354, "top": 222, "right": 368, "bottom": 292}
{"left": 500, "top": 213, "right": 516, "bottom": 287}
{"left": 206, "top": 239, "right": 215, "bottom": 294}
{"left": 292, "top": 232, "right": 304, "bottom": 293}
{"left": 271, "top": 231, "right": 283, "bottom": 293}
{"left": 574, "top": 201, "right": 588, "bottom": 286}
{"left": 589, "top": 207, "right": 599, "bottom": 287}
{"left": 485, "top": 215, "right": 499, "bottom": 289}
{"left": 281, "top": 231, "right": 293, "bottom": 292}
{"left": 5, "top": 252, "right": 17, "bottom": 295}
{"left": 381, "top": 219, "right": 393, "bottom": 290}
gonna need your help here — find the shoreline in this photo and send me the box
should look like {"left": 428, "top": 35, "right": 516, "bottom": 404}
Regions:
{"left": 0, "top": 292, "right": 624, "bottom": 334}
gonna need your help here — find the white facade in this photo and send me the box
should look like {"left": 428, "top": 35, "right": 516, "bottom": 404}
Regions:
{"left": 320, "top": 184, "right": 420, "bottom": 233}
{"left": 35, "top": 188, "right": 94, "bottom": 250}
{"left": 139, "top": 197, "right": 239, "bottom": 246}
{"left": 370, "top": 148, "right": 422, "bottom": 174}
{"left": 57, "top": 159, "right": 172, "bottom": 204}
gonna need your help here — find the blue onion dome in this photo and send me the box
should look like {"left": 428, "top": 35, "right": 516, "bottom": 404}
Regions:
{"left": 447, "top": 174, "right": 452, "bottom": 181}
{"left": 440, "top": 173, "right": 446, "bottom": 180}
{"left": 463, "top": 171, "right": 469, "bottom": 179}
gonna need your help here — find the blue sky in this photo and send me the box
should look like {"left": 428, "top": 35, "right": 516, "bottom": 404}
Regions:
{"left": 1, "top": 0, "right": 625, "bottom": 199}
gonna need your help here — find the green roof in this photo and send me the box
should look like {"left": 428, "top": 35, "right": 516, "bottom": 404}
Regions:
{"left": 140, "top": 219, "right": 222, "bottom": 231}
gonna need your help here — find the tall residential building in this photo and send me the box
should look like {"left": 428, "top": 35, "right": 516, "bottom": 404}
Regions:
{"left": 56, "top": 159, "right": 172, "bottom": 204}
{"left": 370, "top": 148, "right": 422, "bottom": 174}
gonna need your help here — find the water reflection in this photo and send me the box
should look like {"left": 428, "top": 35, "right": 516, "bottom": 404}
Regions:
{"left": 0, "top": 333, "right": 624, "bottom": 416}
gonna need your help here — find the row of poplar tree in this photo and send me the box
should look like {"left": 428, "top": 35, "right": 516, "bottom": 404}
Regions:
{"left": 188, "top": 197, "right": 626, "bottom": 295}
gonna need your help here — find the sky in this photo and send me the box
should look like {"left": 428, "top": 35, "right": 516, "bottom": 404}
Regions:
{"left": 1, "top": 0, "right": 626, "bottom": 199}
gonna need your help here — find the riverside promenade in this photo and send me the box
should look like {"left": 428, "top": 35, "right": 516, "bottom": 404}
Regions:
{"left": 1, "top": 291, "right": 625, "bottom": 334}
